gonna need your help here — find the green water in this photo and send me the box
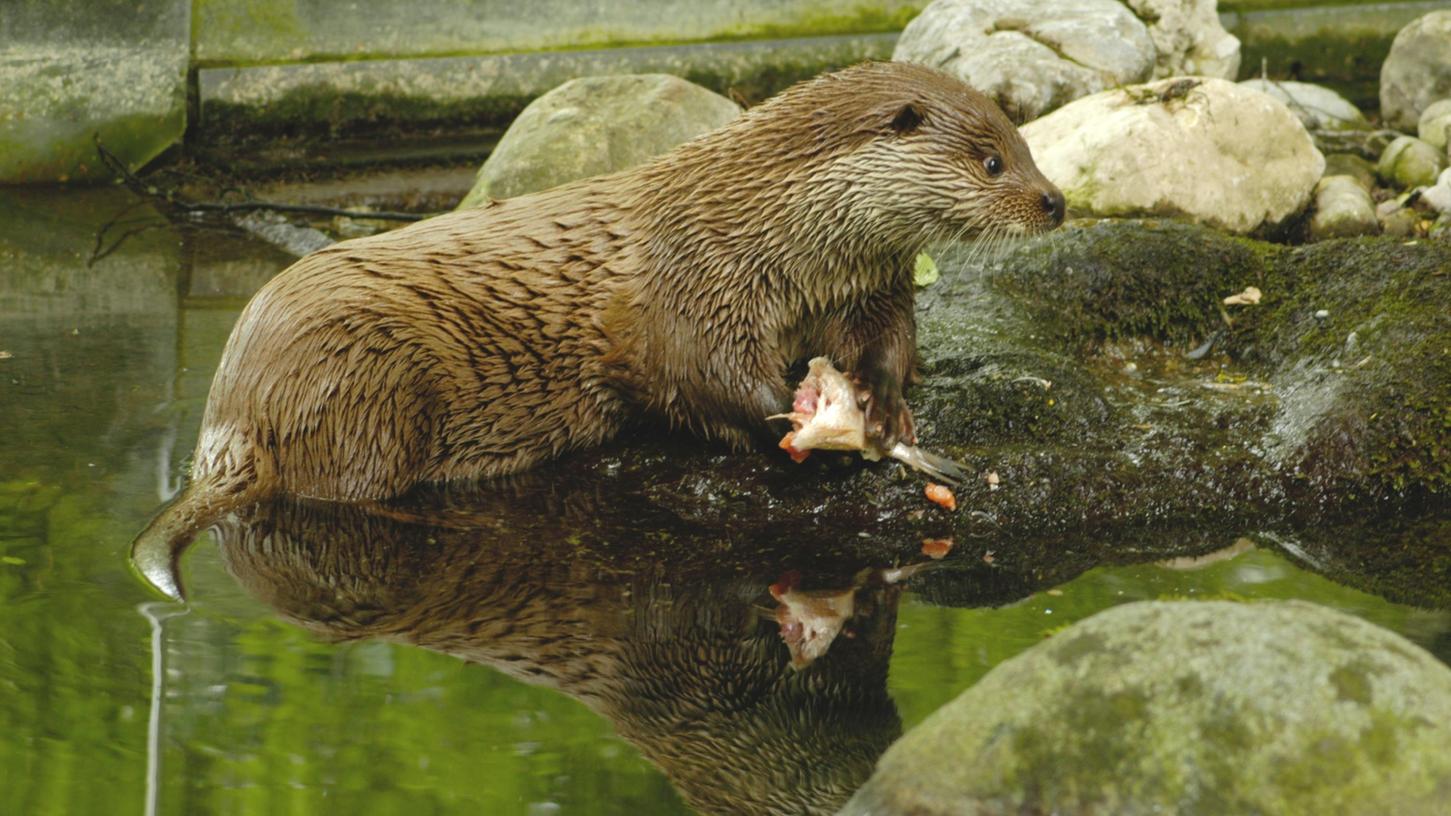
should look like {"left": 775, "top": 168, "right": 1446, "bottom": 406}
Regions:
{"left": 2, "top": 188, "right": 1448, "bottom": 815}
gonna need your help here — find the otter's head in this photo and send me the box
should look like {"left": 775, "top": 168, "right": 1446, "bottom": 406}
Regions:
{"left": 760, "top": 61, "right": 1065, "bottom": 250}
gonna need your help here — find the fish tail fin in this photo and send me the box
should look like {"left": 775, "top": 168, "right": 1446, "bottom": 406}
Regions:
{"left": 889, "top": 444, "right": 968, "bottom": 485}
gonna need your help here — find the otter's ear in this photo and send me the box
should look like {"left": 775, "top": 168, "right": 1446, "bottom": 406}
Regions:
{"left": 890, "top": 102, "right": 925, "bottom": 134}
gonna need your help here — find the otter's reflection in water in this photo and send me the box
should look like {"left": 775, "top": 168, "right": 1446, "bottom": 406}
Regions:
{"left": 214, "top": 485, "right": 908, "bottom": 815}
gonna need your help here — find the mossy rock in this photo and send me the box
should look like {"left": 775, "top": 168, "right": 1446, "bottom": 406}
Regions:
{"left": 1377, "top": 136, "right": 1446, "bottom": 190}
{"left": 841, "top": 600, "right": 1451, "bottom": 816}
{"left": 969, "top": 220, "right": 1451, "bottom": 509}
{"left": 457, "top": 74, "right": 740, "bottom": 206}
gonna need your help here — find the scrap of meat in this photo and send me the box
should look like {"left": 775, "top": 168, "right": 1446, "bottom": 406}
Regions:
{"left": 921, "top": 537, "right": 954, "bottom": 559}
{"left": 924, "top": 482, "right": 957, "bottom": 511}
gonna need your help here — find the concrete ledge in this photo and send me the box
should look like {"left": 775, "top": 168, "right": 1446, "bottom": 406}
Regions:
{"left": 192, "top": 0, "right": 920, "bottom": 65}
{"left": 1224, "top": 0, "right": 1451, "bottom": 104}
{"left": 1, "top": 2, "right": 188, "bottom": 184}
{"left": 197, "top": 33, "right": 898, "bottom": 144}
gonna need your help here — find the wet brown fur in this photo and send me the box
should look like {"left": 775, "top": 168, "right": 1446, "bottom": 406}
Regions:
{"left": 215, "top": 492, "right": 904, "bottom": 815}
{"left": 132, "top": 62, "right": 1061, "bottom": 598}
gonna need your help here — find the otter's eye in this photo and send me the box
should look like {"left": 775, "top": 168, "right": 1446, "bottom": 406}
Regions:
{"left": 984, "top": 155, "right": 1004, "bottom": 175}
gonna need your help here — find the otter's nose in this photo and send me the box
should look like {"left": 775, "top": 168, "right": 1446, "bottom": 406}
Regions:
{"left": 1041, "top": 189, "right": 1065, "bottom": 226}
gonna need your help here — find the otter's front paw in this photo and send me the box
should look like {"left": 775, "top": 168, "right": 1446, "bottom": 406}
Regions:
{"left": 855, "top": 370, "right": 916, "bottom": 449}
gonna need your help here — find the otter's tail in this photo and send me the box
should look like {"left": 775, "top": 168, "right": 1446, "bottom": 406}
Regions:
{"left": 129, "top": 481, "right": 259, "bottom": 602}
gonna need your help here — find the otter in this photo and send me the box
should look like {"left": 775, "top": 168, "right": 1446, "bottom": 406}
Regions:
{"left": 132, "top": 61, "right": 1063, "bottom": 599}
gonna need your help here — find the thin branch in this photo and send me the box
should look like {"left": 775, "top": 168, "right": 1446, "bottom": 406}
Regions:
{"left": 95, "top": 137, "right": 430, "bottom": 223}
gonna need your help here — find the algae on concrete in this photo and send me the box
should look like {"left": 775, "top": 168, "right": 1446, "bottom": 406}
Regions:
{"left": 192, "top": 0, "right": 922, "bottom": 65}
{"left": 0, "top": 2, "right": 189, "bottom": 183}
{"left": 196, "top": 34, "right": 896, "bottom": 145}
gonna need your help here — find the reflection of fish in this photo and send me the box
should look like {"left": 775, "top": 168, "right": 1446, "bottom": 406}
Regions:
{"left": 767, "top": 563, "right": 938, "bottom": 670}
{"left": 770, "top": 570, "right": 857, "bottom": 670}
{"left": 770, "top": 357, "right": 967, "bottom": 484}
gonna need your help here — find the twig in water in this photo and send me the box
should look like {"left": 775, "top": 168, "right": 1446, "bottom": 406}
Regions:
{"left": 94, "top": 137, "right": 430, "bottom": 223}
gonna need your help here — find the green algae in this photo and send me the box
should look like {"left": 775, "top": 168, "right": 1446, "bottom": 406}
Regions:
{"left": 0, "top": 41, "right": 187, "bottom": 183}
{"left": 196, "top": 35, "right": 894, "bottom": 145}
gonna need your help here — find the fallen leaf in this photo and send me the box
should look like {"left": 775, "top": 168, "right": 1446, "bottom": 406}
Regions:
{"left": 1222, "top": 286, "right": 1262, "bottom": 306}
{"left": 913, "top": 252, "right": 939, "bottom": 287}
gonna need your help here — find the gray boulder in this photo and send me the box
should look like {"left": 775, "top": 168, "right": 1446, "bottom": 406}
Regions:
{"left": 892, "top": 0, "right": 1155, "bottom": 122}
{"left": 1124, "top": 0, "right": 1240, "bottom": 80}
{"left": 1310, "top": 175, "right": 1378, "bottom": 239}
{"left": 842, "top": 600, "right": 1451, "bottom": 816}
{"left": 1020, "top": 77, "right": 1324, "bottom": 233}
{"left": 458, "top": 73, "right": 740, "bottom": 206}
{"left": 1380, "top": 11, "right": 1451, "bottom": 132}
{"left": 1239, "top": 78, "right": 1367, "bottom": 132}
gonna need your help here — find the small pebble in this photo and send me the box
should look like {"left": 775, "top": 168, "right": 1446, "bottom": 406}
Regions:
{"left": 1314, "top": 309, "right": 1330, "bottom": 320}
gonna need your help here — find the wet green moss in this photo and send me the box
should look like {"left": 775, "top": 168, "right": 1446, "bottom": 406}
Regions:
{"left": 976, "top": 222, "right": 1450, "bottom": 510}
{"left": 989, "top": 220, "right": 1269, "bottom": 352}
{"left": 715, "top": 5, "right": 922, "bottom": 43}
{"left": 201, "top": 89, "right": 527, "bottom": 143}
{"left": 1229, "top": 238, "right": 1451, "bottom": 503}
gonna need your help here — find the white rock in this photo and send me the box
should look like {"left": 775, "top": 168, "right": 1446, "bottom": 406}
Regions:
{"left": 1123, "top": 0, "right": 1241, "bottom": 80}
{"left": 1380, "top": 11, "right": 1451, "bottom": 132}
{"left": 1021, "top": 77, "right": 1325, "bottom": 233}
{"left": 1417, "top": 99, "right": 1451, "bottom": 151}
{"left": 1238, "top": 79, "right": 1367, "bottom": 132}
{"left": 1420, "top": 168, "right": 1451, "bottom": 215}
{"left": 1309, "top": 175, "right": 1378, "bottom": 239}
{"left": 893, "top": 0, "right": 1155, "bottom": 122}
